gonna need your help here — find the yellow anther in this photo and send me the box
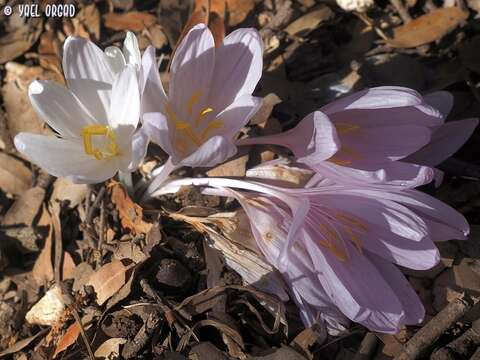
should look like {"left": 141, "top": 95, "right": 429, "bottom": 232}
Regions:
{"left": 328, "top": 146, "right": 363, "bottom": 166}
{"left": 81, "top": 124, "right": 119, "bottom": 160}
{"left": 335, "top": 211, "right": 368, "bottom": 232}
{"left": 187, "top": 91, "right": 202, "bottom": 115}
{"left": 336, "top": 123, "right": 360, "bottom": 135}
{"left": 200, "top": 120, "right": 223, "bottom": 141}
{"left": 195, "top": 107, "right": 214, "bottom": 128}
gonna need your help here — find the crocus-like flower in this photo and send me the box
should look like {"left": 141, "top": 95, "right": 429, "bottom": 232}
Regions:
{"left": 151, "top": 175, "right": 468, "bottom": 333}
{"left": 14, "top": 34, "right": 148, "bottom": 184}
{"left": 141, "top": 24, "right": 263, "bottom": 189}
{"left": 237, "top": 87, "right": 478, "bottom": 188}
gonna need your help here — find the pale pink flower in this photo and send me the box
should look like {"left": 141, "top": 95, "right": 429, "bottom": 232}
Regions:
{"left": 237, "top": 87, "right": 478, "bottom": 188}
{"left": 141, "top": 24, "right": 263, "bottom": 190}
{"left": 14, "top": 35, "right": 148, "bottom": 184}
{"left": 151, "top": 175, "right": 468, "bottom": 333}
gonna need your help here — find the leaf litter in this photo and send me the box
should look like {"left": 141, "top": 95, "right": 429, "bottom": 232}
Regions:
{"left": 1, "top": 0, "right": 480, "bottom": 359}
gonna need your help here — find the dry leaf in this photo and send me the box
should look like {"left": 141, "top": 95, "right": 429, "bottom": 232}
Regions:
{"left": 2, "top": 62, "right": 61, "bottom": 140}
{"left": 0, "top": 15, "right": 43, "bottom": 64}
{"left": 53, "top": 322, "right": 81, "bottom": 358}
{"left": 86, "top": 260, "right": 130, "bottom": 305}
{"left": 62, "top": 252, "right": 76, "bottom": 280}
{"left": 37, "top": 30, "right": 62, "bottom": 75}
{"left": 386, "top": 7, "right": 468, "bottom": 48}
{"left": 206, "top": 153, "right": 249, "bottom": 177}
{"left": 52, "top": 178, "right": 88, "bottom": 208}
{"left": 32, "top": 213, "right": 54, "bottom": 286}
{"left": 0, "top": 329, "right": 48, "bottom": 358}
{"left": 72, "top": 4, "right": 101, "bottom": 40}
{"left": 246, "top": 162, "right": 314, "bottom": 186}
{"left": 0, "top": 152, "right": 32, "bottom": 196}
{"left": 110, "top": 182, "right": 152, "bottom": 235}
{"left": 103, "top": 11, "right": 157, "bottom": 32}
{"left": 285, "top": 5, "right": 334, "bottom": 36}
{"left": 2, "top": 186, "right": 45, "bottom": 226}
{"left": 226, "top": 0, "right": 255, "bottom": 26}
{"left": 94, "top": 338, "right": 127, "bottom": 358}
{"left": 25, "top": 284, "right": 65, "bottom": 326}
{"left": 249, "top": 93, "right": 281, "bottom": 125}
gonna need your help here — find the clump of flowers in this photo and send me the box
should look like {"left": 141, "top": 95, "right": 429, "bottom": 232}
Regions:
{"left": 16, "top": 25, "right": 478, "bottom": 335}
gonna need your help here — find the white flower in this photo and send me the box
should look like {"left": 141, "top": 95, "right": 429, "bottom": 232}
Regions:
{"left": 14, "top": 34, "right": 148, "bottom": 184}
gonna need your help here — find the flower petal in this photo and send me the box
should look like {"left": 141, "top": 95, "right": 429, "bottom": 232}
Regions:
{"left": 14, "top": 133, "right": 118, "bottom": 183}
{"left": 104, "top": 46, "right": 126, "bottom": 74}
{"left": 140, "top": 46, "right": 168, "bottom": 114}
{"left": 179, "top": 135, "right": 237, "bottom": 167}
{"left": 109, "top": 65, "right": 140, "bottom": 143}
{"left": 118, "top": 127, "right": 149, "bottom": 172}
{"left": 28, "top": 80, "right": 96, "bottom": 137}
{"left": 404, "top": 118, "right": 479, "bottom": 167}
{"left": 123, "top": 31, "right": 141, "bottom": 68}
{"left": 63, "top": 36, "right": 115, "bottom": 121}
{"left": 142, "top": 112, "right": 175, "bottom": 157}
{"left": 213, "top": 95, "right": 262, "bottom": 139}
{"left": 423, "top": 91, "right": 453, "bottom": 119}
{"left": 208, "top": 28, "right": 263, "bottom": 111}
{"left": 169, "top": 24, "right": 215, "bottom": 120}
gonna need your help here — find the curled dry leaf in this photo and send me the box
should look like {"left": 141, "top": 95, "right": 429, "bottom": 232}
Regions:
{"left": 0, "top": 152, "right": 32, "bottom": 196}
{"left": 0, "top": 14, "right": 43, "bottom": 64}
{"left": 110, "top": 182, "right": 152, "bottom": 235}
{"left": 53, "top": 322, "right": 81, "bottom": 359}
{"left": 249, "top": 93, "right": 281, "bottom": 126}
{"left": 25, "top": 284, "right": 65, "bottom": 326}
{"left": 386, "top": 7, "right": 468, "bottom": 48}
{"left": 85, "top": 260, "right": 130, "bottom": 305}
{"left": 285, "top": 5, "right": 334, "bottom": 36}
{"left": 226, "top": 0, "right": 255, "bottom": 26}
{"left": 103, "top": 11, "right": 157, "bottom": 32}
{"left": 94, "top": 338, "right": 127, "bottom": 359}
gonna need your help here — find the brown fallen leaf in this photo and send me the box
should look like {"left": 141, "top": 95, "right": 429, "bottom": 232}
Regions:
{"left": 0, "top": 152, "right": 32, "bottom": 196}
{"left": 94, "top": 338, "right": 127, "bottom": 359}
{"left": 86, "top": 260, "right": 130, "bottom": 305}
{"left": 0, "top": 329, "right": 48, "bottom": 358}
{"left": 285, "top": 5, "right": 334, "bottom": 36}
{"left": 2, "top": 186, "right": 45, "bottom": 227}
{"left": 53, "top": 322, "right": 81, "bottom": 358}
{"left": 110, "top": 182, "right": 152, "bottom": 235}
{"left": 2, "top": 62, "right": 61, "bottom": 140}
{"left": 206, "top": 153, "right": 249, "bottom": 177}
{"left": 72, "top": 4, "right": 101, "bottom": 40}
{"left": 103, "top": 11, "right": 157, "bottom": 32}
{"left": 0, "top": 14, "right": 43, "bottom": 64}
{"left": 386, "top": 7, "right": 468, "bottom": 48}
{"left": 32, "top": 209, "right": 54, "bottom": 286}
{"left": 249, "top": 93, "right": 281, "bottom": 125}
{"left": 37, "top": 29, "right": 62, "bottom": 76}
{"left": 51, "top": 178, "right": 88, "bottom": 208}
{"left": 226, "top": 0, "right": 255, "bottom": 26}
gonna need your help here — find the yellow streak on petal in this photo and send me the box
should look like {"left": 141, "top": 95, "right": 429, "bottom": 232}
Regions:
{"left": 187, "top": 91, "right": 202, "bottom": 115}
{"left": 336, "top": 123, "right": 360, "bottom": 135}
{"left": 200, "top": 120, "right": 224, "bottom": 141}
{"left": 319, "top": 223, "right": 349, "bottom": 262}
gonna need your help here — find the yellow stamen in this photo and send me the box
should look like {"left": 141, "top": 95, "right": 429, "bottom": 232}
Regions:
{"left": 194, "top": 107, "right": 214, "bottom": 128}
{"left": 328, "top": 146, "right": 363, "bottom": 165}
{"left": 319, "top": 223, "right": 349, "bottom": 261}
{"left": 81, "top": 124, "right": 119, "bottom": 160}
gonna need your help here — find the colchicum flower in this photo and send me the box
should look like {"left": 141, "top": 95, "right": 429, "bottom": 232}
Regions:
{"left": 151, "top": 175, "right": 468, "bottom": 334}
{"left": 14, "top": 33, "right": 148, "bottom": 184}
{"left": 141, "top": 24, "right": 263, "bottom": 188}
{"left": 237, "top": 87, "right": 478, "bottom": 188}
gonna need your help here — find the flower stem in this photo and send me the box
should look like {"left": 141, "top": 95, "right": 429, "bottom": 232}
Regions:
{"left": 118, "top": 171, "right": 133, "bottom": 195}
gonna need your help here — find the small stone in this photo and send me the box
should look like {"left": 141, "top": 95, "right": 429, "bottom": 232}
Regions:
{"left": 25, "top": 284, "right": 65, "bottom": 326}
{"left": 336, "top": 0, "right": 374, "bottom": 12}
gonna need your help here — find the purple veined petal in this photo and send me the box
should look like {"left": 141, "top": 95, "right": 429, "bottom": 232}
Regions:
{"left": 367, "top": 253, "right": 425, "bottom": 326}
{"left": 104, "top": 46, "right": 126, "bottom": 74}
{"left": 423, "top": 91, "right": 453, "bottom": 119}
{"left": 329, "top": 124, "right": 431, "bottom": 167}
{"left": 169, "top": 24, "right": 215, "bottom": 121}
{"left": 179, "top": 135, "right": 237, "bottom": 167}
{"left": 213, "top": 95, "right": 262, "bottom": 139}
{"left": 63, "top": 36, "right": 115, "bottom": 121}
{"left": 321, "top": 87, "right": 424, "bottom": 114}
{"left": 28, "top": 80, "right": 97, "bottom": 138}
{"left": 335, "top": 187, "right": 469, "bottom": 241}
{"left": 142, "top": 112, "right": 175, "bottom": 158}
{"left": 404, "top": 118, "right": 479, "bottom": 167}
{"left": 309, "top": 160, "right": 434, "bottom": 189}
{"left": 140, "top": 46, "right": 168, "bottom": 115}
{"left": 14, "top": 133, "right": 118, "bottom": 184}
{"left": 302, "top": 233, "right": 406, "bottom": 333}
{"left": 208, "top": 28, "right": 263, "bottom": 111}
{"left": 237, "top": 111, "right": 340, "bottom": 163}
